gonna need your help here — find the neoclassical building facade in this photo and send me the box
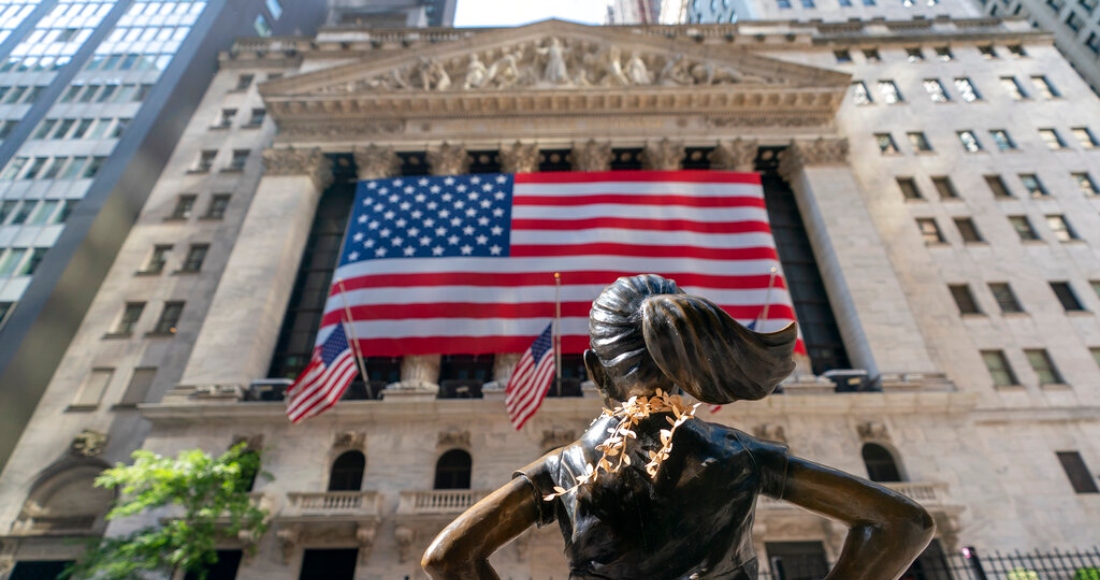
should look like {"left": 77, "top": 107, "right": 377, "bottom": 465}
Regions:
{"left": 1, "top": 15, "right": 1100, "bottom": 580}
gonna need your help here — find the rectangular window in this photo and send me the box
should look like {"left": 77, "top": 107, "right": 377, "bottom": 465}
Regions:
{"left": 71, "top": 119, "right": 93, "bottom": 139}
{"left": 982, "top": 350, "right": 1017, "bottom": 386}
{"left": 0, "top": 248, "right": 26, "bottom": 276}
{"left": 193, "top": 150, "right": 216, "bottom": 173}
{"left": 877, "top": 80, "right": 903, "bottom": 103}
{"left": 1019, "top": 174, "right": 1047, "bottom": 196}
{"left": 87, "top": 118, "right": 113, "bottom": 140}
{"left": 214, "top": 108, "right": 236, "bottom": 129}
{"left": 77, "top": 84, "right": 100, "bottom": 103}
{"left": 180, "top": 244, "right": 208, "bottom": 273}
{"left": 59, "top": 85, "right": 81, "bottom": 103}
{"left": 958, "top": 130, "right": 983, "bottom": 152}
{"left": 27, "top": 200, "right": 58, "bottom": 225}
{"left": 17, "top": 248, "right": 47, "bottom": 276}
{"left": 170, "top": 195, "right": 197, "bottom": 220}
{"left": 83, "top": 157, "right": 106, "bottom": 179}
{"left": 979, "top": 45, "right": 998, "bottom": 58}
{"left": 40, "top": 158, "right": 66, "bottom": 181}
{"left": 1046, "top": 215, "right": 1077, "bottom": 241}
{"left": 935, "top": 46, "right": 954, "bottom": 60}
{"left": 1082, "top": 0, "right": 1098, "bottom": 13}
{"left": 954, "top": 218, "right": 983, "bottom": 242}
{"left": 152, "top": 301, "right": 184, "bottom": 334}
{"left": 1057, "top": 452, "right": 1099, "bottom": 493}
{"left": 1001, "top": 76, "right": 1027, "bottom": 99}
{"left": 1066, "top": 10, "right": 1085, "bottom": 30}
{"left": 227, "top": 149, "right": 250, "bottom": 172}
{"left": 851, "top": 81, "right": 872, "bottom": 105}
{"left": 835, "top": 50, "right": 853, "bottom": 63}
{"left": 950, "top": 284, "right": 981, "bottom": 314}
{"left": 1073, "top": 172, "right": 1099, "bottom": 195}
{"left": 906, "top": 47, "right": 925, "bottom": 62}
{"left": 907, "top": 132, "right": 933, "bottom": 152}
{"left": 1039, "top": 128, "right": 1067, "bottom": 149}
{"left": 924, "top": 79, "right": 950, "bottom": 102}
{"left": 1025, "top": 349, "right": 1063, "bottom": 384}
{"left": 1032, "top": 75, "right": 1060, "bottom": 98}
{"left": 1089, "top": 32, "right": 1100, "bottom": 54}
{"left": 916, "top": 218, "right": 943, "bottom": 244}
{"left": 73, "top": 368, "right": 113, "bottom": 407}
{"left": 33, "top": 119, "right": 57, "bottom": 139}
{"left": 247, "top": 108, "right": 266, "bottom": 127}
{"left": 2, "top": 86, "right": 25, "bottom": 104}
{"left": 110, "top": 118, "right": 130, "bottom": 139}
{"left": 22, "top": 157, "right": 47, "bottom": 180}
{"left": 142, "top": 245, "right": 172, "bottom": 275}
{"left": 989, "top": 283, "right": 1024, "bottom": 312}
{"left": 897, "top": 177, "right": 923, "bottom": 200}
{"left": 0, "top": 301, "right": 13, "bottom": 328}
{"left": 54, "top": 200, "right": 77, "bottom": 224}
{"left": 990, "top": 130, "right": 1016, "bottom": 150}
{"left": 1072, "top": 127, "right": 1098, "bottom": 148}
{"left": 9, "top": 201, "right": 33, "bottom": 225}
{"left": 954, "top": 78, "right": 981, "bottom": 102}
{"left": 236, "top": 74, "right": 254, "bottom": 91}
{"left": 206, "top": 194, "right": 230, "bottom": 219}
{"left": 1007, "top": 45, "right": 1028, "bottom": 57}
{"left": 1092, "top": 347, "right": 1100, "bottom": 368}
{"left": 1009, "top": 215, "right": 1039, "bottom": 240}
{"left": 0, "top": 200, "right": 15, "bottom": 223}
{"left": 0, "top": 120, "right": 16, "bottom": 140}
{"left": 95, "top": 83, "right": 118, "bottom": 103}
{"left": 862, "top": 48, "right": 881, "bottom": 62}
{"left": 114, "top": 302, "right": 145, "bottom": 334}
{"left": 119, "top": 367, "right": 157, "bottom": 406}
{"left": 1050, "top": 281, "right": 1085, "bottom": 311}
{"left": 0, "top": 157, "right": 27, "bottom": 180}
{"left": 932, "top": 176, "right": 959, "bottom": 199}
{"left": 876, "top": 133, "right": 899, "bottom": 154}
{"left": 60, "top": 157, "right": 87, "bottom": 180}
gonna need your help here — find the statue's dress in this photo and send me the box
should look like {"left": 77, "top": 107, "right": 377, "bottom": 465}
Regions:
{"left": 515, "top": 415, "right": 789, "bottom": 579}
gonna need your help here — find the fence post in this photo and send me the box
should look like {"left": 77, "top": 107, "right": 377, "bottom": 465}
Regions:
{"left": 963, "top": 547, "right": 990, "bottom": 580}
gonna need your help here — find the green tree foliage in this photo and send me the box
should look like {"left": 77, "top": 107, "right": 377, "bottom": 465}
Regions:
{"left": 66, "top": 444, "right": 268, "bottom": 580}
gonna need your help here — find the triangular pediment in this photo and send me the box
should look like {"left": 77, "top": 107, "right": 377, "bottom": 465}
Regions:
{"left": 263, "top": 19, "right": 847, "bottom": 98}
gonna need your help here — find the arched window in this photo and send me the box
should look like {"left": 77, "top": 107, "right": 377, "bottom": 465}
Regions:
{"left": 18, "top": 463, "right": 114, "bottom": 534}
{"left": 434, "top": 449, "right": 472, "bottom": 490}
{"left": 861, "top": 443, "right": 903, "bottom": 482}
{"left": 328, "top": 450, "right": 365, "bottom": 492}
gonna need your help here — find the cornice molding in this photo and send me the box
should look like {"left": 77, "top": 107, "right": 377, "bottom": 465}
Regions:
{"left": 777, "top": 137, "right": 849, "bottom": 182}
{"left": 261, "top": 147, "right": 333, "bottom": 190}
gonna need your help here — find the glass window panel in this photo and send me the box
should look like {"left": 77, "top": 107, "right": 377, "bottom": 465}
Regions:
{"left": 851, "top": 81, "right": 872, "bottom": 105}
{"left": 932, "top": 176, "right": 959, "bottom": 199}
{"left": 1032, "top": 75, "right": 1060, "bottom": 98}
{"left": 27, "top": 200, "right": 59, "bottom": 225}
{"left": 950, "top": 284, "right": 981, "bottom": 314}
{"left": 1025, "top": 349, "right": 1063, "bottom": 384}
{"left": 876, "top": 133, "right": 899, "bottom": 154}
{"left": 0, "top": 248, "right": 27, "bottom": 276}
{"left": 1039, "top": 128, "right": 1067, "bottom": 149}
{"left": 958, "top": 130, "right": 983, "bottom": 152}
{"left": 1001, "top": 76, "right": 1027, "bottom": 99}
{"left": 114, "top": 302, "right": 144, "bottom": 334}
{"left": 32, "top": 119, "right": 57, "bottom": 139}
{"left": 73, "top": 368, "right": 113, "bottom": 407}
{"left": 1046, "top": 215, "right": 1077, "bottom": 241}
{"left": 955, "top": 218, "right": 983, "bottom": 242}
{"left": 982, "top": 350, "right": 1017, "bottom": 386}
{"left": 989, "top": 283, "right": 1024, "bottom": 313}
{"left": 1072, "top": 127, "right": 1098, "bottom": 148}
{"left": 17, "top": 247, "right": 47, "bottom": 276}
{"left": 897, "top": 177, "right": 923, "bottom": 200}
{"left": 1009, "top": 216, "right": 1038, "bottom": 240}
{"left": 1020, "top": 174, "right": 1047, "bottom": 196}
{"left": 923, "top": 79, "right": 949, "bottom": 102}
{"left": 52, "top": 118, "right": 75, "bottom": 139}
{"left": 1073, "top": 172, "right": 1099, "bottom": 195}
{"left": 60, "top": 156, "right": 87, "bottom": 179}
{"left": 40, "top": 158, "right": 66, "bottom": 180}
{"left": 877, "top": 80, "right": 903, "bottom": 103}
{"left": 916, "top": 218, "right": 943, "bottom": 243}
{"left": 71, "top": 118, "right": 94, "bottom": 139}
{"left": 1051, "top": 281, "right": 1084, "bottom": 311}
{"left": 990, "top": 130, "right": 1016, "bottom": 150}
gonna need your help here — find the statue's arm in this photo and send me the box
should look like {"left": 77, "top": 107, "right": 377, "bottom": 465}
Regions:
{"left": 422, "top": 477, "right": 541, "bottom": 580}
{"left": 781, "top": 456, "right": 936, "bottom": 580}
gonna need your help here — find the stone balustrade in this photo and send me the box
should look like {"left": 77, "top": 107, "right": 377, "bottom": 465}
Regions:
{"left": 397, "top": 490, "right": 488, "bottom": 516}
{"left": 758, "top": 481, "right": 949, "bottom": 510}
{"left": 282, "top": 491, "right": 381, "bottom": 520}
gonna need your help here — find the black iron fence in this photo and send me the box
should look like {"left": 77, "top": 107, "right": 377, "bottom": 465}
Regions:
{"left": 759, "top": 548, "right": 1100, "bottom": 580}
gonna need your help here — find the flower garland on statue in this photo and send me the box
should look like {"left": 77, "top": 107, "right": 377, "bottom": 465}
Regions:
{"left": 544, "top": 389, "right": 700, "bottom": 501}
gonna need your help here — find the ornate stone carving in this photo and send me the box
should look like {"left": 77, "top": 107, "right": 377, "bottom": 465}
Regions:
{"left": 280, "top": 120, "right": 405, "bottom": 140}
{"left": 705, "top": 114, "right": 832, "bottom": 129}
{"left": 311, "top": 38, "right": 771, "bottom": 95}
{"left": 438, "top": 429, "right": 470, "bottom": 448}
{"left": 776, "top": 137, "right": 849, "bottom": 183}
{"left": 333, "top": 431, "right": 365, "bottom": 449}
{"left": 70, "top": 429, "right": 108, "bottom": 457}
{"left": 856, "top": 421, "right": 889, "bottom": 441}
{"left": 641, "top": 138, "right": 685, "bottom": 170}
{"left": 752, "top": 424, "right": 787, "bottom": 445}
{"left": 397, "top": 355, "right": 441, "bottom": 389}
{"left": 427, "top": 142, "right": 470, "bottom": 176}
{"left": 571, "top": 140, "right": 612, "bottom": 172}
{"left": 394, "top": 525, "right": 416, "bottom": 563}
{"left": 541, "top": 428, "right": 576, "bottom": 451}
{"left": 357, "top": 524, "right": 377, "bottom": 564}
{"left": 353, "top": 144, "right": 401, "bottom": 179}
{"left": 499, "top": 142, "right": 539, "bottom": 174}
{"left": 262, "top": 147, "right": 334, "bottom": 190}
{"left": 276, "top": 526, "right": 300, "bottom": 564}
{"left": 709, "top": 139, "right": 759, "bottom": 171}
{"left": 492, "top": 353, "right": 521, "bottom": 381}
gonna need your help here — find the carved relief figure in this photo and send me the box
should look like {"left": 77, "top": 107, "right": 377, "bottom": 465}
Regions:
{"left": 538, "top": 37, "right": 570, "bottom": 85}
{"left": 657, "top": 54, "right": 693, "bottom": 86}
{"left": 624, "top": 51, "right": 652, "bottom": 85}
{"left": 463, "top": 54, "right": 489, "bottom": 89}
{"left": 424, "top": 275, "right": 934, "bottom": 580}
{"left": 602, "top": 46, "right": 630, "bottom": 86}
{"left": 488, "top": 51, "right": 521, "bottom": 88}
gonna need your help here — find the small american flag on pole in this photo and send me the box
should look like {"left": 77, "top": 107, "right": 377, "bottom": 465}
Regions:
{"left": 286, "top": 322, "right": 358, "bottom": 423}
{"left": 318, "top": 170, "right": 802, "bottom": 357}
{"left": 506, "top": 323, "right": 556, "bottom": 430}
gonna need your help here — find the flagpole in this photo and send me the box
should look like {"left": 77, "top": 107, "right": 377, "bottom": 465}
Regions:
{"left": 554, "top": 272, "right": 562, "bottom": 398}
{"left": 758, "top": 266, "right": 778, "bottom": 331}
{"left": 337, "top": 279, "right": 370, "bottom": 391}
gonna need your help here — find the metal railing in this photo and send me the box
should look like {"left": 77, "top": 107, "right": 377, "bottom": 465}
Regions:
{"left": 755, "top": 548, "right": 1100, "bottom": 580}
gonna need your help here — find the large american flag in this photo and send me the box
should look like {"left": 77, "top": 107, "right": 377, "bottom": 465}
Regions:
{"left": 318, "top": 170, "right": 802, "bottom": 356}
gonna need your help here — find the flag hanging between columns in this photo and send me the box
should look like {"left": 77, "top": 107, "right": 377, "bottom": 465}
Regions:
{"left": 506, "top": 323, "right": 556, "bottom": 430}
{"left": 314, "top": 170, "right": 803, "bottom": 356}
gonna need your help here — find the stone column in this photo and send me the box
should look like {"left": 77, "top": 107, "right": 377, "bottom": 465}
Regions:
{"left": 709, "top": 139, "right": 758, "bottom": 172}
{"left": 499, "top": 141, "right": 539, "bottom": 174}
{"left": 353, "top": 144, "right": 401, "bottom": 180}
{"left": 641, "top": 138, "right": 684, "bottom": 170}
{"left": 571, "top": 139, "right": 612, "bottom": 172}
{"left": 174, "top": 148, "right": 332, "bottom": 397}
{"left": 777, "top": 138, "right": 937, "bottom": 377}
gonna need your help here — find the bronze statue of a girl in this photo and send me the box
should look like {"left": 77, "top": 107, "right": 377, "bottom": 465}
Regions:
{"left": 424, "top": 274, "right": 934, "bottom": 579}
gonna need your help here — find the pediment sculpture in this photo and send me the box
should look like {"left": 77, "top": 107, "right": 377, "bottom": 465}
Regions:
{"left": 312, "top": 36, "right": 772, "bottom": 95}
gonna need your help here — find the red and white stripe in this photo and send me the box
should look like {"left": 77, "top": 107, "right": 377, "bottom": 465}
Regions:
{"left": 505, "top": 341, "right": 556, "bottom": 430}
{"left": 286, "top": 349, "right": 358, "bottom": 423}
{"left": 319, "top": 170, "right": 802, "bottom": 356}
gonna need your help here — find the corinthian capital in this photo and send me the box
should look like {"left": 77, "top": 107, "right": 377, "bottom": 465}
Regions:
{"left": 641, "top": 138, "right": 685, "bottom": 170}
{"left": 571, "top": 139, "right": 613, "bottom": 172}
{"left": 777, "top": 137, "right": 849, "bottom": 183}
{"left": 353, "top": 144, "right": 401, "bottom": 179}
{"left": 709, "top": 139, "right": 758, "bottom": 171}
{"left": 499, "top": 142, "right": 540, "bottom": 174}
{"left": 427, "top": 142, "right": 470, "bottom": 176}
{"left": 262, "top": 147, "right": 333, "bottom": 190}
